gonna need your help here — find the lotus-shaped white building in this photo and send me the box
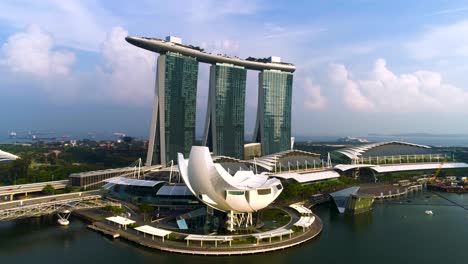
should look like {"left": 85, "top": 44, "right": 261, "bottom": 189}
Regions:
{"left": 178, "top": 146, "right": 283, "bottom": 230}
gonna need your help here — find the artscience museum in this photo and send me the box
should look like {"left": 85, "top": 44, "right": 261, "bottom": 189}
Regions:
{"left": 178, "top": 146, "right": 283, "bottom": 231}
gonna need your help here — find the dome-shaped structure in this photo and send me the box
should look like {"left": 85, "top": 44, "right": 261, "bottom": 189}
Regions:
{"left": 0, "top": 149, "right": 19, "bottom": 163}
{"left": 178, "top": 146, "right": 283, "bottom": 213}
{"left": 331, "top": 141, "right": 436, "bottom": 164}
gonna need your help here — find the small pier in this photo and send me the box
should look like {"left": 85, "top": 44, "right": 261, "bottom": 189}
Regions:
{"left": 88, "top": 223, "right": 120, "bottom": 239}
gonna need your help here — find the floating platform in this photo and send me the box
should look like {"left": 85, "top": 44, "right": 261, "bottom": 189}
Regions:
{"left": 88, "top": 223, "right": 120, "bottom": 239}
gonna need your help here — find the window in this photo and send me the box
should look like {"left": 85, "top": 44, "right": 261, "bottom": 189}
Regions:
{"left": 227, "top": 190, "right": 245, "bottom": 196}
{"left": 257, "top": 189, "right": 271, "bottom": 195}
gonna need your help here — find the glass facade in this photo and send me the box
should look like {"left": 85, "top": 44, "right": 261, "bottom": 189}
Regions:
{"left": 256, "top": 70, "right": 293, "bottom": 155}
{"left": 206, "top": 64, "right": 246, "bottom": 159}
{"left": 154, "top": 52, "right": 198, "bottom": 165}
{"left": 106, "top": 184, "right": 200, "bottom": 207}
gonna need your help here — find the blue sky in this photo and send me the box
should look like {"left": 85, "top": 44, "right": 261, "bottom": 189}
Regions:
{"left": 2, "top": 0, "right": 468, "bottom": 139}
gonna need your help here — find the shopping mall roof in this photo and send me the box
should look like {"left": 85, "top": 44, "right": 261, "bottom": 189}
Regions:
{"left": 371, "top": 162, "right": 468, "bottom": 173}
{"left": 334, "top": 164, "right": 377, "bottom": 171}
{"left": 334, "top": 141, "right": 432, "bottom": 160}
{"left": 156, "top": 185, "right": 193, "bottom": 196}
{"left": 103, "top": 177, "right": 164, "bottom": 187}
{"left": 274, "top": 170, "right": 340, "bottom": 183}
{"left": 249, "top": 149, "right": 321, "bottom": 171}
{"left": 334, "top": 162, "right": 468, "bottom": 173}
{"left": 69, "top": 167, "right": 137, "bottom": 178}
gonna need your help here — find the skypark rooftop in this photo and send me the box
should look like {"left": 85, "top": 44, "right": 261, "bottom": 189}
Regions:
{"left": 125, "top": 36, "right": 296, "bottom": 72}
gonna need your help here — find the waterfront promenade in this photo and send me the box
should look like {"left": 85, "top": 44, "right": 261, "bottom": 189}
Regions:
{"left": 359, "top": 183, "right": 423, "bottom": 200}
{"left": 78, "top": 207, "right": 323, "bottom": 256}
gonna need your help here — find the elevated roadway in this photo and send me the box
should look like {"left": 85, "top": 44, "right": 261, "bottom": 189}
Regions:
{"left": 0, "top": 180, "right": 69, "bottom": 200}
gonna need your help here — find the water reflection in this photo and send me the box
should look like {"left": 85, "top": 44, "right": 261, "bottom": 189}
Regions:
{"left": 1, "top": 191, "right": 467, "bottom": 264}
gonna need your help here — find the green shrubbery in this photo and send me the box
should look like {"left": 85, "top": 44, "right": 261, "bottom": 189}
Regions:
{"left": 139, "top": 203, "right": 154, "bottom": 222}
{"left": 42, "top": 184, "right": 56, "bottom": 195}
{"left": 278, "top": 177, "right": 358, "bottom": 202}
{"left": 103, "top": 205, "right": 126, "bottom": 215}
{"left": 0, "top": 141, "right": 147, "bottom": 185}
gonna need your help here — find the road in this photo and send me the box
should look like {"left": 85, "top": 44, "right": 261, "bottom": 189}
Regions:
{"left": 0, "top": 180, "right": 68, "bottom": 198}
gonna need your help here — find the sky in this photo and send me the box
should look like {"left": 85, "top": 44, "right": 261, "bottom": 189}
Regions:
{"left": 2, "top": 0, "right": 468, "bottom": 139}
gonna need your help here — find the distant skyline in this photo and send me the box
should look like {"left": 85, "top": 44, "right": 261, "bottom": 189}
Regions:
{"left": 2, "top": 1, "right": 468, "bottom": 139}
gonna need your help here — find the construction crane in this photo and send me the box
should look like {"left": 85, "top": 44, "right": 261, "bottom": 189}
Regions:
{"left": 428, "top": 160, "right": 446, "bottom": 183}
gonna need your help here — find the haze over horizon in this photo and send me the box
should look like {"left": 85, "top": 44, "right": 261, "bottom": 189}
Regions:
{"left": 2, "top": 1, "right": 468, "bottom": 138}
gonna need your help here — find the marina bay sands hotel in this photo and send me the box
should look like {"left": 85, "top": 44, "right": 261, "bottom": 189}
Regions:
{"left": 126, "top": 36, "right": 295, "bottom": 166}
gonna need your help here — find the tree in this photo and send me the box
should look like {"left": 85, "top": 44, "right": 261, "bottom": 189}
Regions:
{"left": 104, "top": 205, "right": 126, "bottom": 216}
{"left": 139, "top": 203, "right": 154, "bottom": 222}
{"left": 42, "top": 184, "right": 56, "bottom": 195}
{"left": 9, "top": 156, "right": 32, "bottom": 184}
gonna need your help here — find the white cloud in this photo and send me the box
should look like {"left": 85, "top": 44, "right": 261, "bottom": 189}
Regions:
{"left": 428, "top": 7, "right": 468, "bottom": 16}
{"left": 303, "top": 78, "right": 327, "bottom": 110}
{"left": 407, "top": 19, "right": 468, "bottom": 59}
{"left": 183, "top": 0, "right": 259, "bottom": 22}
{"left": 328, "top": 63, "right": 374, "bottom": 111}
{"left": 1, "top": 24, "right": 75, "bottom": 77}
{"left": 328, "top": 58, "right": 468, "bottom": 112}
{"left": 263, "top": 23, "right": 326, "bottom": 40}
{"left": 0, "top": 0, "right": 119, "bottom": 51}
{"left": 96, "top": 27, "right": 156, "bottom": 104}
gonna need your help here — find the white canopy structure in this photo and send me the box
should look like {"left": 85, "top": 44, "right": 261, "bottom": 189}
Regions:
{"left": 290, "top": 204, "right": 312, "bottom": 215}
{"left": 106, "top": 216, "right": 135, "bottom": 230}
{"left": 185, "top": 234, "right": 233, "bottom": 247}
{"left": 134, "top": 225, "right": 172, "bottom": 242}
{"left": 251, "top": 228, "right": 294, "bottom": 243}
{"left": 275, "top": 170, "right": 340, "bottom": 183}
{"left": 294, "top": 216, "right": 315, "bottom": 231}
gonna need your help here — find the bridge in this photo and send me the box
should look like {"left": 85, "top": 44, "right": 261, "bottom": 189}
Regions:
{"left": 0, "top": 191, "right": 110, "bottom": 221}
{"left": 0, "top": 180, "right": 69, "bottom": 201}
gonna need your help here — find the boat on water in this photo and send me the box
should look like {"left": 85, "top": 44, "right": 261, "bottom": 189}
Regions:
{"left": 425, "top": 210, "right": 433, "bottom": 215}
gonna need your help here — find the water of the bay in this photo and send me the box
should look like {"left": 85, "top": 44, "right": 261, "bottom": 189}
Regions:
{"left": 1, "top": 191, "right": 467, "bottom": 264}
